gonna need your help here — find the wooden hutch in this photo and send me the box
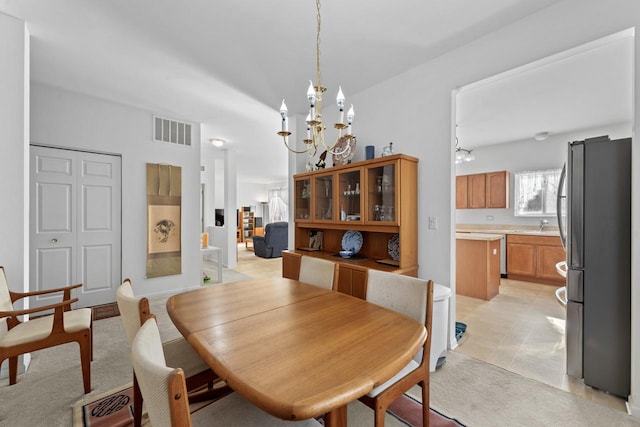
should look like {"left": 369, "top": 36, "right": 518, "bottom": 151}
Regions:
{"left": 282, "top": 154, "right": 418, "bottom": 299}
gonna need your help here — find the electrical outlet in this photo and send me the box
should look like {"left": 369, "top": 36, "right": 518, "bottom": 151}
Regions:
{"left": 428, "top": 216, "right": 438, "bottom": 230}
{"left": 486, "top": 215, "right": 494, "bottom": 221}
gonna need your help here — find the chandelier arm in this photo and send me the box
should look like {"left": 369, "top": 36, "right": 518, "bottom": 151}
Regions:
{"left": 282, "top": 137, "right": 314, "bottom": 155}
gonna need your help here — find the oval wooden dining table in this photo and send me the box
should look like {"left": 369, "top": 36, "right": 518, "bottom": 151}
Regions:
{"left": 166, "top": 277, "right": 426, "bottom": 427}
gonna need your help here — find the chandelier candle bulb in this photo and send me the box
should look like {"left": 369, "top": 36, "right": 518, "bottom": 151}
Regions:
{"left": 280, "top": 99, "right": 288, "bottom": 132}
{"left": 337, "top": 86, "right": 345, "bottom": 123}
{"left": 307, "top": 81, "right": 316, "bottom": 119}
{"left": 347, "top": 104, "right": 355, "bottom": 135}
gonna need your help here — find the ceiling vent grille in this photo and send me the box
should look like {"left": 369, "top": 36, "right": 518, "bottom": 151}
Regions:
{"left": 153, "top": 116, "right": 192, "bottom": 146}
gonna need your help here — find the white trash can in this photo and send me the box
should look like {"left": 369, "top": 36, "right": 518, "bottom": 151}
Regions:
{"left": 430, "top": 283, "right": 451, "bottom": 372}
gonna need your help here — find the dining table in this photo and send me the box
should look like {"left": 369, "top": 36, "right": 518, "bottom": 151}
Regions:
{"left": 166, "top": 277, "right": 427, "bottom": 427}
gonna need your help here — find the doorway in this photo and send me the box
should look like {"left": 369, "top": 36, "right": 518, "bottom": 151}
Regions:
{"left": 30, "top": 145, "right": 122, "bottom": 308}
{"left": 452, "top": 30, "right": 633, "bottom": 411}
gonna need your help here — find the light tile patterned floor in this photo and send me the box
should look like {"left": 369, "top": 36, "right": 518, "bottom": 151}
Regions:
{"left": 454, "top": 278, "right": 628, "bottom": 412}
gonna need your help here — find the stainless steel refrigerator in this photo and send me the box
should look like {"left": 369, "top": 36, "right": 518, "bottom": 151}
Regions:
{"left": 557, "top": 135, "right": 631, "bottom": 398}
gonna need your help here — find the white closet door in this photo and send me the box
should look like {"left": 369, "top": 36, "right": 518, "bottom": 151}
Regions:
{"left": 30, "top": 146, "right": 121, "bottom": 308}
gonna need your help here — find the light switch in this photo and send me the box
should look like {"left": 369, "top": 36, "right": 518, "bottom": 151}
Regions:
{"left": 428, "top": 216, "right": 438, "bottom": 230}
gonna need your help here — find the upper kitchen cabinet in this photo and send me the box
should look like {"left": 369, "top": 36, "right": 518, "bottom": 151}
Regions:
{"left": 456, "top": 170, "right": 509, "bottom": 209}
{"left": 486, "top": 171, "right": 509, "bottom": 208}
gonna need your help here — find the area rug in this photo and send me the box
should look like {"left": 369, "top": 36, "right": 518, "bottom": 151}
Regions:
{"left": 388, "top": 394, "right": 465, "bottom": 427}
{"left": 73, "top": 384, "right": 465, "bottom": 427}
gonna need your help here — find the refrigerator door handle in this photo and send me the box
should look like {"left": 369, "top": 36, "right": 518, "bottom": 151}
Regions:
{"left": 557, "top": 163, "right": 567, "bottom": 249}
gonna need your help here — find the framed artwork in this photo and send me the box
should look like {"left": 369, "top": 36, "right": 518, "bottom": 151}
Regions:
{"left": 146, "top": 163, "right": 182, "bottom": 278}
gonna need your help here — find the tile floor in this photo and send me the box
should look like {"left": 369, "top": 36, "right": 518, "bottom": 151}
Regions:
{"left": 454, "top": 278, "right": 628, "bottom": 412}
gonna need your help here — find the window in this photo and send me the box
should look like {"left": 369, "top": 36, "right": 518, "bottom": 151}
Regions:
{"left": 514, "top": 168, "right": 561, "bottom": 217}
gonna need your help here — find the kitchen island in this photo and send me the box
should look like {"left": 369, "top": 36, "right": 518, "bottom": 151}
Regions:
{"left": 456, "top": 232, "right": 502, "bottom": 300}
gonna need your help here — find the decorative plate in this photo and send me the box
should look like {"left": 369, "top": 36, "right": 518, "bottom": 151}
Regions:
{"left": 388, "top": 234, "right": 400, "bottom": 261}
{"left": 341, "top": 230, "right": 363, "bottom": 254}
{"left": 332, "top": 136, "right": 357, "bottom": 166}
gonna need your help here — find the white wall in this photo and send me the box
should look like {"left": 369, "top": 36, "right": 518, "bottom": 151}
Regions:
{"left": 31, "top": 83, "right": 202, "bottom": 299}
{"left": 0, "top": 13, "right": 29, "bottom": 298}
{"left": 342, "top": 0, "right": 639, "bottom": 412}
{"left": 456, "top": 123, "right": 632, "bottom": 227}
{"left": 0, "top": 12, "right": 30, "bottom": 379}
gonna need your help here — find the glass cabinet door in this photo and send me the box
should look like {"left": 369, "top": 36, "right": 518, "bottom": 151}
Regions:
{"left": 294, "top": 177, "right": 311, "bottom": 221}
{"left": 337, "top": 168, "right": 362, "bottom": 223}
{"left": 313, "top": 173, "right": 334, "bottom": 222}
{"left": 366, "top": 162, "right": 397, "bottom": 224}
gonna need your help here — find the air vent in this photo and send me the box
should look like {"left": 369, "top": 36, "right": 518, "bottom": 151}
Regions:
{"left": 153, "top": 116, "right": 192, "bottom": 146}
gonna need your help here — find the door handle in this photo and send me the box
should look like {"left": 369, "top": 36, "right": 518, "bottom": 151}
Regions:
{"left": 51, "top": 238, "right": 58, "bottom": 243}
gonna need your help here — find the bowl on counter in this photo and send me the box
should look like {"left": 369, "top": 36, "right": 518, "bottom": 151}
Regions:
{"left": 339, "top": 250, "right": 354, "bottom": 258}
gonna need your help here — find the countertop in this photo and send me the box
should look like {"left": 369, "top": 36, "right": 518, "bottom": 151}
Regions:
{"left": 456, "top": 232, "right": 504, "bottom": 241}
{"left": 456, "top": 225, "right": 560, "bottom": 237}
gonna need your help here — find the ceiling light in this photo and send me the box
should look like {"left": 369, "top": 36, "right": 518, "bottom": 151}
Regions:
{"left": 455, "top": 137, "right": 475, "bottom": 164}
{"left": 277, "top": 0, "right": 356, "bottom": 161}
{"left": 534, "top": 132, "right": 550, "bottom": 141}
{"left": 209, "top": 138, "right": 225, "bottom": 148}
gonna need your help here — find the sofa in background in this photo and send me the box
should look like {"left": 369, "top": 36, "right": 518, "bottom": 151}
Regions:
{"left": 253, "top": 222, "right": 288, "bottom": 258}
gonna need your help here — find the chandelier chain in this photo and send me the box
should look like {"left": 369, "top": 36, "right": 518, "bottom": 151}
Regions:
{"left": 316, "top": 0, "right": 322, "bottom": 87}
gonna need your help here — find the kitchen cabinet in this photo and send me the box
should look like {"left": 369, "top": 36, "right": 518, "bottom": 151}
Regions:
{"left": 486, "top": 171, "right": 509, "bottom": 208}
{"left": 286, "top": 154, "right": 419, "bottom": 296}
{"left": 456, "top": 233, "right": 501, "bottom": 300}
{"left": 468, "top": 173, "right": 486, "bottom": 208}
{"left": 456, "top": 170, "right": 509, "bottom": 209}
{"left": 506, "top": 234, "right": 565, "bottom": 285}
{"left": 455, "top": 175, "right": 468, "bottom": 209}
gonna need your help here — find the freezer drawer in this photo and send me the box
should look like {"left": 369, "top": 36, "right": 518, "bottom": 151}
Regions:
{"left": 566, "top": 300, "right": 583, "bottom": 379}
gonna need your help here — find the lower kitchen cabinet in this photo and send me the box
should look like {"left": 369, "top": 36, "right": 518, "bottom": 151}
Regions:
{"left": 506, "top": 234, "right": 565, "bottom": 285}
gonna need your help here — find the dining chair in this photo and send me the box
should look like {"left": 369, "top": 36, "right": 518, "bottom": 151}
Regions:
{"left": 0, "top": 266, "right": 93, "bottom": 393}
{"left": 116, "top": 279, "right": 228, "bottom": 427}
{"left": 359, "top": 270, "right": 434, "bottom": 427}
{"left": 132, "top": 317, "right": 322, "bottom": 427}
{"left": 298, "top": 256, "right": 337, "bottom": 290}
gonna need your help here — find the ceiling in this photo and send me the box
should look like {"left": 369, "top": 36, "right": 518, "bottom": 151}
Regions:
{"left": 2, "top": 0, "right": 631, "bottom": 183}
{"left": 456, "top": 29, "right": 634, "bottom": 149}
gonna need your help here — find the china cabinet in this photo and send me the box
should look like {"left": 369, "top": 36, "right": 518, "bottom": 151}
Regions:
{"left": 285, "top": 154, "right": 418, "bottom": 298}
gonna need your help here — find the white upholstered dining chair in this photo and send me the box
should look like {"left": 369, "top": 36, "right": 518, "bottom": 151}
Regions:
{"left": 298, "top": 256, "right": 337, "bottom": 290}
{"left": 117, "top": 279, "right": 228, "bottom": 427}
{"left": 359, "top": 269, "right": 434, "bottom": 427}
{"left": 132, "top": 317, "right": 323, "bottom": 427}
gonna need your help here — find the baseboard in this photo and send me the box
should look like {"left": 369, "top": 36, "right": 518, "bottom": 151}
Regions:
{"left": 626, "top": 398, "right": 640, "bottom": 419}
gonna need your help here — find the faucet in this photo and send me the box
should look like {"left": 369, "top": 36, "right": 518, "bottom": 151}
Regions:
{"left": 539, "top": 219, "right": 548, "bottom": 232}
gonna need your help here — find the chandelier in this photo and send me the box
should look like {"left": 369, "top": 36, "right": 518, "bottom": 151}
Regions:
{"left": 278, "top": 0, "right": 356, "bottom": 159}
{"left": 455, "top": 137, "right": 475, "bottom": 164}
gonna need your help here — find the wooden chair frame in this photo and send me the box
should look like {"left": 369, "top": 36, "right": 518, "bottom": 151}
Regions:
{"left": 0, "top": 266, "right": 93, "bottom": 393}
